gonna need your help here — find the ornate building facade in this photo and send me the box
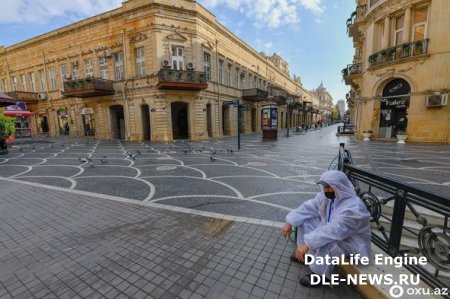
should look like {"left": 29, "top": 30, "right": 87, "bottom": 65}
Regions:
{"left": 310, "top": 82, "right": 334, "bottom": 124}
{"left": 0, "top": 0, "right": 320, "bottom": 142}
{"left": 343, "top": 0, "right": 450, "bottom": 142}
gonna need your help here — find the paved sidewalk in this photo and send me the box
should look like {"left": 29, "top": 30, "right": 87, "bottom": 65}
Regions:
{"left": 0, "top": 180, "right": 360, "bottom": 299}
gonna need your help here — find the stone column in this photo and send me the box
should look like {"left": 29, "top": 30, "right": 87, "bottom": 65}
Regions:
{"left": 382, "top": 15, "right": 391, "bottom": 49}
{"left": 403, "top": 6, "right": 412, "bottom": 44}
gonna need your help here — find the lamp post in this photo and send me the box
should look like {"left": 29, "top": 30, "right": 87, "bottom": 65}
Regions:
{"left": 286, "top": 98, "right": 293, "bottom": 137}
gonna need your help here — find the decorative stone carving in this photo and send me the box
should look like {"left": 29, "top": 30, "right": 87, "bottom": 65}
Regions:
{"left": 130, "top": 33, "right": 148, "bottom": 43}
{"left": 165, "top": 31, "right": 188, "bottom": 42}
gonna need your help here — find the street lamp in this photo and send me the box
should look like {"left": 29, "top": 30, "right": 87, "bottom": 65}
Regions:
{"left": 286, "top": 97, "right": 294, "bottom": 137}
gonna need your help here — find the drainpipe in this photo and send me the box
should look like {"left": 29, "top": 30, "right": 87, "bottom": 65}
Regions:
{"left": 215, "top": 39, "right": 220, "bottom": 137}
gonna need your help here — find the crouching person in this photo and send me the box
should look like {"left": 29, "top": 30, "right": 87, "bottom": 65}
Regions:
{"left": 281, "top": 170, "right": 371, "bottom": 287}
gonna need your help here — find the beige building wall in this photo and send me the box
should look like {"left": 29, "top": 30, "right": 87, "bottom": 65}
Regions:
{"left": 344, "top": 0, "right": 450, "bottom": 143}
{"left": 0, "top": 0, "right": 319, "bottom": 142}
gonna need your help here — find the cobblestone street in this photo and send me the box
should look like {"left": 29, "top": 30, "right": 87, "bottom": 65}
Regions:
{"left": 1, "top": 124, "right": 449, "bottom": 298}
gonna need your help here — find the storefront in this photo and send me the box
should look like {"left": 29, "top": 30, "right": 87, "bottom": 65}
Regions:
{"left": 57, "top": 108, "right": 70, "bottom": 135}
{"left": 2, "top": 102, "right": 33, "bottom": 139}
{"left": 379, "top": 78, "right": 410, "bottom": 138}
{"left": 81, "top": 107, "right": 95, "bottom": 136}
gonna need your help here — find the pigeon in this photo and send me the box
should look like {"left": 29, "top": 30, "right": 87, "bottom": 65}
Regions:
{"left": 79, "top": 157, "right": 87, "bottom": 163}
{"left": 129, "top": 150, "right": 142, "bottom": 160}
{"left": 183, "top": 149, "right": 188, "bottom": 154}
{"left": 229, "top": 149, "right": 233, "bottom": 154}
{"left": 101, "top": 159, "right": 107, "bottom": 164}
{"left": 18, "top": 147, "right": 23, "bottom": 152}
{"left": 212, "top": 150, "right": 217, "bottom": 155}
{"left": 61, "top": 144, "right": 65, "bottom": 147}
{"left": 103, "top": 155, "right": 107, "bottom": 158}
{"left": 89, "top": 161, "right": 95, "bottom": 168}
{"left": 210, "top": 155, "right": 216, "bottom": 162}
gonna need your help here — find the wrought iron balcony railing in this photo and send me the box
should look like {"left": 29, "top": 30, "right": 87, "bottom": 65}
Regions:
{"left": 5, "top": 91, "right": 39, "bottom": 103}
{"left": 368, "top": 39, "right": 429, "bottom": 68}
{"left": 62, "top": 77, "right": 115, "bottom": 98}
{"left": 242, "top": 88, "right": 268, "bottom": 101}
{"left": 157, "top": 69, "right": 208, "bottom": 90}
{"left": 343, "top": 164, "right": 450, "bottom": 291}
{"left": 342, "top": 63, "right": 362, "bottom": 77}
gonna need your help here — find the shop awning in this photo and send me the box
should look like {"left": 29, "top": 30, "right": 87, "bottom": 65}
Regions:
{"left": 2, "top": 110, "right": 34, "bottom": 117}
{"left": 0, "top": 92, "right": 16, "bottom": 107}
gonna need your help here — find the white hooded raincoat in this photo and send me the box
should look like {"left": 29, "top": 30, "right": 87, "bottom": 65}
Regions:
{"left": 286, "top": 170, "right": 371, "bottom": 278}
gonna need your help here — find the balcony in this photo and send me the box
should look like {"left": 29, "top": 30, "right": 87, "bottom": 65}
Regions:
{"left": 368, "top": 39, "right": 429, "bottom": 69}
{"left": 157, "top": 69, "right": 208, "bottom": 91}
{"left": 242, "top": 88, "right": 268, "bottom": 101}
{"left": 268, "top": 86, "right": 288, "bottom": 104}
{"left": 5, "top": 91, "right": 38, "bottom": 104}
{"left": 62, "top": 78, "right": 115, "bottom": 98}
{"left": 342, "top": 63, "right": 362, "bottom": 85}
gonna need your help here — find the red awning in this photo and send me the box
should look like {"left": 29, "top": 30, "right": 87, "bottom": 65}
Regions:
{"left": 2, "top": 110, "right": 34, "bottom": 117}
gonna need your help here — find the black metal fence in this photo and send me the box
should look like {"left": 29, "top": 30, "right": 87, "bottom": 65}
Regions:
{"left": 343, "top": 164, "right": 450, "bottom": 291}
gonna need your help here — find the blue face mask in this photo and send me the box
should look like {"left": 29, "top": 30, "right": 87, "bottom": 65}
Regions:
{"left": 324, "top": 191, "right": 336, "bottom": 200}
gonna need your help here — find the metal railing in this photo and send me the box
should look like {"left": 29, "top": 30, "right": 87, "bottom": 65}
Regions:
{"left": 157, "top": 69, "right": 207, "bottom": 84}
{"left": 342, "top": 63, "right": 362, "bottom": 76}
{"left": 63, "top": 77, "right": 114, "bottom": 93}
{"left": 368, "top": 39, "right": 429, "bottom": 68}
{"left": 242, "top": 88, "right": 268, "bottom": 99}
{"left": 341, "top": 163, "right": 450, "bottom": 290}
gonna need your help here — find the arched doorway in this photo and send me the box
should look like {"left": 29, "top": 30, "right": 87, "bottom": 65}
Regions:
{"left": 110, "top": 105, "right": 125, "bottom": 139}
{"left": 206, "top": 103, "right": 213, "bottom": 138}
{"left": 222, "top": 105, "right": 231, "bottom": 136}
{"left": 141, "top": 104, "right": 151, "bottom": 141}
{"left": 379, "top": 78, "right": 410, "bottom": 138}
{"left": 171, "top": 102, "right": 189, "bottom": 139}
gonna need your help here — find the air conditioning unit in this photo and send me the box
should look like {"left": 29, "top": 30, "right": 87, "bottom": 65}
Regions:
{"left": 162, "top": 60, "right": 171, "bottom": 68}
{"left": 186, "top": 62, "right": 195, "bottom": 70}
{"left": 37, "top": 93, "right": 47, "bottom": 100}
{"left": 103, "top": 50, "right": 112, "bottom": 57}
{"left": 426, "top": 94, "right": 448, "bottom": 107}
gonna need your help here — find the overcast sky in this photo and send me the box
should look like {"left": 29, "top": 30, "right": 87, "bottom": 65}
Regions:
{"left": 0, "top": 0, "right": 355, "bottom": 103}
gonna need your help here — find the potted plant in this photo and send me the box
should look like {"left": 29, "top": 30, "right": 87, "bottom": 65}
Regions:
{"left": 396, "top": 130, "right": 408, "bottom": 144}
{"left": 414, "top": 40, "right": 423, "bottom": 55}
{"left": 368, "top": 53, "right": 378, "bottom": 64}
{"left": 0, "top": 114, "right": 16, "bottom": 155}
{"left": 386, "top": 47, "right": 396, "bottom": 60}
{"left": 362, "top": 130, "right": 372, "bottom": 141}
{"left": 401, "top": 43, "right": 411, "bottom": 57}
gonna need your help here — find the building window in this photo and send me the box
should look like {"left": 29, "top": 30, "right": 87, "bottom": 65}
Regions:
{"left": 60, "top": 65, "right": 67, "bottom": 89}
{"left": 1, "top": 78, "right": 7, "bottom": 92}
{"left": 98, "top": 57, "right": 108, "bottom": 79}
{"left": 203, "top": 52, "right": 211, "bottom": 81}
{"left": 135, "top": 47, "right": 145, "bottom": 78}
{"left": 12, "top": 76, "right": 18, "bottom": 91}
{"left": 72, "top": 62, "right": 80, "bottom": 80}
{"left": 114, "top": 52, "right": 124, "bottom": 81}
{"left": 413, "top": 7, "right": 428, "bottom": 41}
{"left": 393, "top": 15, "right": 404, "bottom": 46}
{"left": 218, "top": 59, "right": 224, "bottom": 84}
{"left": 85, "top": 59, "right": 93, "bottom": 78}
{"left": 171, "top": 46, "right": 184, "bottom": 70}
{"left": 20, "top": 74, "right": 27, "bottom": 91}
{"left": 38, "top": 70, "right": 46, "bottom": 92}
{"left": 226, "top": 64, "right": 231, "bottom": 86}
{"left": 29, "top": 72, "right": 36, "bottom": 92}
{"left": 48, "top": 68, "right": 56, "bottom": 90}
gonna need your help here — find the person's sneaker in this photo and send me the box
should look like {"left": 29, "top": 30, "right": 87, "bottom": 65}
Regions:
{"left": 299, "top": 273, "right": 330, "bottom": 288}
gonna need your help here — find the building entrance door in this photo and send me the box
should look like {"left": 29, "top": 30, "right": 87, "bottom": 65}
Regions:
{"left": 110, "top": 105, "right": 125, "bottom": 139}
{"left": 171, "top": 102, "right": 189, "bottom": 139}
{"left": 141, "top": 104, "right": 151, "bottom": 141}
{"left": 379, "top": 78, "right": 410, "bottom": 138}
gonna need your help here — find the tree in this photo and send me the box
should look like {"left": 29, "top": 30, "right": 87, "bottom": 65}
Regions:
{"left": 0, "top": 114, "right": 15, "bottom": 150}
{"left": 330, "top": 105, "right": 341, "bottom": 121}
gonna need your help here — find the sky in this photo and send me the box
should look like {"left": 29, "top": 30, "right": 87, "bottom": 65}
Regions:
{"left": 0, "top": 0, "right": 355, "bottom": 104}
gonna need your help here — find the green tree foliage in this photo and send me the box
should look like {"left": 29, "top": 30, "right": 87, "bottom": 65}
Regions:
{"left": 0, "top": 114, "right": 16, "bottom": 138}
{"left": 330, "top": 104, "right": 341, "bottom": 121}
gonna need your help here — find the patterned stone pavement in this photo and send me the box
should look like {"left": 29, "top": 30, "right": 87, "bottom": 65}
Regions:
{"left": 1, "top": 124, "right": 449, "bottom": 298}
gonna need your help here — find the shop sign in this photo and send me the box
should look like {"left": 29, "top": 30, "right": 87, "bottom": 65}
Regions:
{"left": 381, "top": 98, "right": 409, "bottom": 109}
{"left": 81, "top": 107, "right": 94, "bottom": 115}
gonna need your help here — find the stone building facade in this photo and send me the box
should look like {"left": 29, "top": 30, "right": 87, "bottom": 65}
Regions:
{"left": 0, "top": 0, "right": 320, "bottom": 142}
{"left": 343, "top": 0, "right": 450, "bottom": 142}
{"left": 310, "top": 82, "right": 334, "bottom": 124}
